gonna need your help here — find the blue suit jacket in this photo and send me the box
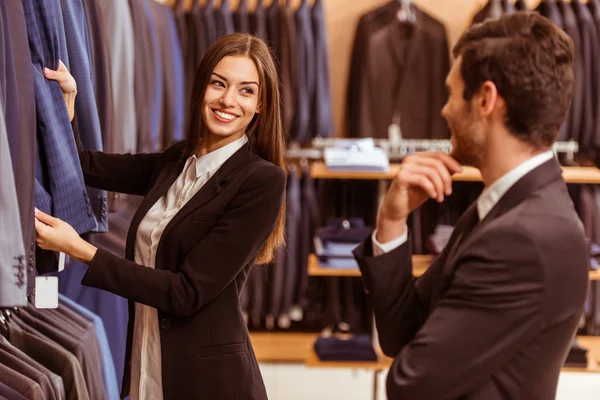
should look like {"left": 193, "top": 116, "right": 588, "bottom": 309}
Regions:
{"left": 59, "top": 0, "right": 108, "bottom": 231}
{"left": 22, "top": 0, "right": 97, "bottom": 235}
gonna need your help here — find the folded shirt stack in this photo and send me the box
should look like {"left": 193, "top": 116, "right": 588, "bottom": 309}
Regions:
{"left": 324, "top": 138, "right": 389, "bottom": 172}
{"left": 314, "top": 219, "right": 372, "bottom": 269}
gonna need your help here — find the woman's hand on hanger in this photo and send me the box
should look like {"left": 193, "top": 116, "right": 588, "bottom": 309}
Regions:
{"left": 376, "top": 152, "right": 461, "bottom": 244}
{"left": 34, "top": 208, "right": 97, "bottom": 264}
{"left": 43, "top": 60, "right": 77, "bottom": 122}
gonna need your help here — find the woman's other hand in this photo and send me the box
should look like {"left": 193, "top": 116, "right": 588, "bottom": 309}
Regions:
{"left": 43, "top": 60, "right": 77, "bottom": 121}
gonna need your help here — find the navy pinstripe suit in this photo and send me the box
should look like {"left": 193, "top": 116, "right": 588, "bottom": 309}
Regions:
{"left": 59, "top": 0, "right": 108, "bottom": 232}
{"left": 22, "top": 0, "right": 97, "bottom": 235}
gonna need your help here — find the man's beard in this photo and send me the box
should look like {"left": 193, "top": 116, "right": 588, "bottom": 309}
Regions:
{"left": 448, "top": 113, "right": 483, "bottom": 168}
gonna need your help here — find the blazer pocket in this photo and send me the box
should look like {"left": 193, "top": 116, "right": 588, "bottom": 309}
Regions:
{"left": 191, "top": 211, "right": 221, "bottom": 223}
{"left": 197, "top": 342, "right": 245, "bottom": 358}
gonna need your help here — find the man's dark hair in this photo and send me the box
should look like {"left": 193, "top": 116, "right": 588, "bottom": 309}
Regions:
{"left": 453, "top": 11, "right": 574, "bottom": 148}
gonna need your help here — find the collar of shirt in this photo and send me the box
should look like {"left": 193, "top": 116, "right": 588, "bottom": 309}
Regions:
{"left": 185, "top": 134, "right": 249, "bottom": 179}
{"left": 476, "top": 150, "right": 554, "bottom": 221}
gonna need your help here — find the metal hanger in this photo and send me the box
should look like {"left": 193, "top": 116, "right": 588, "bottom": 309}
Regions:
{"left": 397, "top": 0, "right": 416, "bottom": 23}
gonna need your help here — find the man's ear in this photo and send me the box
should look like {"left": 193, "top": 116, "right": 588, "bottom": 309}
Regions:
{"left": 477, "top": 80, "right": 499, "bottom": 118}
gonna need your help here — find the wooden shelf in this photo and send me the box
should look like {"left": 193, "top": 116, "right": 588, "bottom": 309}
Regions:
{"left": 309, "top": 254, "right": 600, "bottom": 281}
{"left": 304, "top": 336, "right": 600, "bottom": 373}
{"left": 310, "top": 162, "right": 600, "bottom": 184}
{"left": 307, "top": 254, "right": 432, "bottom": 277}
{"left": 250, "top": 332, "right": 318, "bottom": 363}
{"left": 250, "top": 332, "right": 600, "bottom": 373}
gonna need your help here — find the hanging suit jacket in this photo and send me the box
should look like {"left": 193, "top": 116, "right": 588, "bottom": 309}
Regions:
{"left": 202, "top": 0, "right": 218, "bottom": 49}
{"left": 536, "top": 0, "right": 570, "bottom": 144}
{"left": 17, "top": 307, "right": 106, "bottom": 400}
{"left": 353, "top": 159, "right": 589, "bottom": 400}
{"left": 0, "top": 362, "right": 44, "bottom": 400}
{"left": 572, "top": 0, "right": 598, "bottom": 161}
{"left": 2, "top": 0, "right": 37, "bottom": 293}
{"left": 0, "top": 381, "right": 27, "bottom": 400}
{"left": 265, "top": 0, "right": 279, "bottom": 62}
{"left": 128, "top": 0, "right": 153, "bottom": 153}
{"left": 558, "top": 0, "right": 585, "bottom": 143}
{"left": 311, "top": 0, "right": 335, "bottom": 139}
{"left": 348, "top": 6, "right": 450, "bottom": 140}
{"left": 0, "top": 349, "right": 56, "bottom": 400}
{"left": 293, "top": 0, "right": 315, "bottom": 145}
{"left": 0, "top": 107, "right": 26, "bottom": 307}
{"left": 251, "top": 0, "right": 268, "bottom": 40}
{"left": 96, "top": 0, "right": 137, "bottom": 155}
{"left": 7, "top": 318, "right": 91, "bottom": 400}
{"left": 234, "top": 0, "right": 250, "bottom": 33}
{"left": 0, "top": 337, "right": 65, "bottom": 400}
{"left": 280, "top": 1, "right": 299, "bottom": 141}
{"left": 22, "top": 0, "right": 97, "bottom": 235}
{"left": 140, "top": 0, "right": 164, "bottom": 152}
{"left": 589, "top": 0, "right": 600, "bottom": 157}
{"left": 215, "top": 0, "right": 235, "bottom": 38}
{"left": 72, "top": 123, "right": 285, "bottom": 398}
{"left": 150, "top": 3, "right": 185, "bottom": 149}
{"left": 59, "top": 0, "right": 108, "bottom": 232}
{"left": 80, "top": 0, "right": 113, "bottom": 154}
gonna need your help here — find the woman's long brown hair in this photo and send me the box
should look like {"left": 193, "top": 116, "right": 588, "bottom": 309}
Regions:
{"left": 184, "top": 33, "right": 286, "bottom": 264}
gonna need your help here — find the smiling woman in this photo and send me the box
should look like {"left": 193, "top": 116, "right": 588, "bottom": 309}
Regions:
{"left": 37, "top": 33, "right": 286, "bottom": 400}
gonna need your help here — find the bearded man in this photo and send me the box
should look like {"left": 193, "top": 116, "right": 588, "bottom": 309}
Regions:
{"left": 353, "top": 11, "right": 589, "bottom": 400}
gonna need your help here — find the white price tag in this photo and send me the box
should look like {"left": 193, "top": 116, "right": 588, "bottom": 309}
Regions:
{"left": 58, "top": 252, "right": 65, "bottom": 272}
{"left": 35, "top": 276, "right": 59, "bottom": 309}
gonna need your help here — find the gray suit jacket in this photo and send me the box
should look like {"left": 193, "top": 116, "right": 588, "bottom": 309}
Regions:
{"left": 8, "top": 319, "right": 90, "bottom": 400}
{"left": 0, "top": 347, "right": 55, "bottom": 400}
{"left": 0, "top": 362, "right": 43, "bottom": 400}
{"left": 0, "top": 336, "right": 64, "bottom": 400}
{"left": 353, "top": 159, "right": 589, "bottom": 399}
{"left": 3, "top": 0, "right": 37, "bottom": 294}
{"left": 98, "top": 0, "right": 136, "bottom": 155}
{"left": 0, "top": 107, "right": 26, "bottom": 306}
{"left": 18, "top": 307, "right": 106, "bottom": 399}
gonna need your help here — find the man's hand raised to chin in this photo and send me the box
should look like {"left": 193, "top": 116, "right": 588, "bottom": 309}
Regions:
{"left": 376, "top": 152, "right": 462, "bottom": 244}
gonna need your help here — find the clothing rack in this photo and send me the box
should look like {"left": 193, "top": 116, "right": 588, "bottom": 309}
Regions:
{"left": 306, "top": 138, "right": 580, "bottom": 161}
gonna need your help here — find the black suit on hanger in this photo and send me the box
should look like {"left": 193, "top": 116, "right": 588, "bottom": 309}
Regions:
{"left": 558, "top": 0, "right": 585, "bottom": 143}
{"left": 215, "top": 0, "right": 234, "bottom": 38}
{"left": 202, "top": 0, "right": 217, "bottom": 48}
{"left": 572, "top": 0, "right": 598, "bottom": 161}
{"left": 234, "top": 0, "right": 249, "bottom": 32}
{"left": 250, "top": 0, "right": 268, "bottom": 40}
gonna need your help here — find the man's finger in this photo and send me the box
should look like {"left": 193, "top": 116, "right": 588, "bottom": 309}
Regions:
{"left": 432, "top": 151, "right": 462, "bottom": 173}
{"left": 412, "top": 157, "right": 453, "bottom": 196}
{"left": 402, "top": 164, "right": 445, "bottom": 202}
{"left": 400, "top": 169, "right": 438, "bottom": 200}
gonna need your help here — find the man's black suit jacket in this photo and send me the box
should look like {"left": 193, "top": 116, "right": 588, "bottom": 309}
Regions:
{"left": 354, "top": 159, "right": 589, "bottom": 399}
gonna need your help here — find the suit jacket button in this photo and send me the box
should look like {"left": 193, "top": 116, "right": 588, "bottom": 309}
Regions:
{"left": 160, "top": 319, "right": 171, "bottom": 329}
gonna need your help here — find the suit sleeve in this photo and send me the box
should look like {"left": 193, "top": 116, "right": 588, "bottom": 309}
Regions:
{"left": 353, "top": 236, "right": 444, "bottom": 357}
{"left": 81, "top": 164, "right": 286, "bottom": 317}
{"left": 71, "top": 116, "right": 165, "bottom": 196}
{"left": 385, "top": 226, "right": 545, "bottom": 400}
